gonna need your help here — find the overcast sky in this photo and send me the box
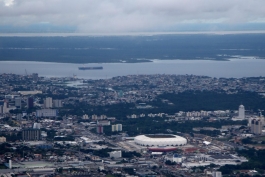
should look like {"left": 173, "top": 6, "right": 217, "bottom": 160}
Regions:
{"left": 1, "top": 0, "right": 265, "bottom": 33}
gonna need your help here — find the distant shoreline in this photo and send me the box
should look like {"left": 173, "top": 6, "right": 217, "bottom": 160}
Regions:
{"left": 0, "top": 58, "right": 228, "bottom": 64}
{"left": 0, "top": 57, "right": 262, "bottom": 64}
{"left": 1, "top": 30, "right": 265, "bottom": 37}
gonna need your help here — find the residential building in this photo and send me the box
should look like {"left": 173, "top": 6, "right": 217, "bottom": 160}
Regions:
{"left": 44, "top": 97, "right": 53, "bottom": 108}
{"left": 82, "top": 114, "right": 89, "bottom": 119}
{"left": 27, "top": 97, "right": 34, "bottom": 109}
{"left": 99, "top": 115, "right": 107, "bottom": 119}
{"left": 32, "top": 73, "right": 38, "bottom": 81}
{"left": 92, "top": 114, "right": 98, "bottom": 120}
{"left": 238, "top": 104, "right": 245, "bottom": 119}
{"left": 22, "top": 129, "right": 41, "bottom": 141}
{"left": 33, "top": 123, "right": 41, "bottom": 129}
{"left": 15, "top": 97, "right": 22, "bottom": 108}
{"left": 53, "top": 99, "right": 62, "bottom": 108}
{"left": 213, "top": 171, "right": 222, "bottom": 177}
{"left": 0, "top": 105, "right": 3, "bottom": 114}
{"left": 0, "top": 136, "right": 6, "bottom": 143}
{"left": 16, "top": 113, "right": 23, "bottom": 120}
{"left": 251, "top": 119, "right": 263, "bottom": 135}
{"left": 3, "top": 100, "right": 8, "bottom": 114}
{"left": 112, "top": 124, "right": 122, "bottom": 132}
{"left": 97, "top": 120, "right": 110, "bottom": 126}
{"left": 97, "top": 125, "right": 104, "bottom": 134}
{"left": 36, "top": 109, "right": 58, "bottom": 117}
{"left": 109, "top": 151, "right": 122, "bottom": 158}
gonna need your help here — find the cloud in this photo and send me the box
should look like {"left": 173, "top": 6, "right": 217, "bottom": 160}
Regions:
{"left": 1, "top": 0, "right": 14, "bottom": 6}
{"left": 0, "top": 0, "right": 265, "bottom": 33}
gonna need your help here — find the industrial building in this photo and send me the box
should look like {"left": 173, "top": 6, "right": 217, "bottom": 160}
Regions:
{"left": 165, "top": 154, "right": 183, "bottom": 163}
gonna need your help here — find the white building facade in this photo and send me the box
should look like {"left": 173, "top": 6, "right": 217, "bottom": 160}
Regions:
{"left": 36, "top": 109, "right": 58, "bottom": 117}
{"left": 44, "top": 97, "right": 53, "bottom": 108}
{"left": 109, "top": 151, "right": 122, "bottom": 158}
{"left": 238, "top": 104, "right": 245, "bottom": 119}
{"left": 112, "top": 124, "right": 122, "bottom": 132}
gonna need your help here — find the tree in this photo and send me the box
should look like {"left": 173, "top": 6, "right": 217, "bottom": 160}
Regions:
{"left": 165, "top": 160, "right": 176, "bottom": 165}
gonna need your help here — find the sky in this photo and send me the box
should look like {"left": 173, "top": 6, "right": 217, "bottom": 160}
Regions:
{"left": 1, "top": 0, "right": 265, "bottom": 33}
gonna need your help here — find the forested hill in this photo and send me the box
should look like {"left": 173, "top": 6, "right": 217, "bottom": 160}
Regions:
{"left": 0, "top": 34, "right": 265, "bottom": 63}
{"left": 155, "top": 91, "right": 265, "bottom": 113}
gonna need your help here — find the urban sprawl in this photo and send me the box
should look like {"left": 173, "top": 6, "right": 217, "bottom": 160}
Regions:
{"left": 0, "top": 73, "right": 265, "bottom": 177}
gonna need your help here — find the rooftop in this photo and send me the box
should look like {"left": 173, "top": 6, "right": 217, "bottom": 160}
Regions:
{"left": 145, "top": 134, "right": 175, "bottom": 138}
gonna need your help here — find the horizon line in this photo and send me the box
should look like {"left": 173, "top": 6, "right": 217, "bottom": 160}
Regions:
{"left": 1, "top": 30, "right": 265, "bottom": 37}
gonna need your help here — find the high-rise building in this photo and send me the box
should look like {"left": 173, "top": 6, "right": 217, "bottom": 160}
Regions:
{"left": 3, "top": 100, "right": 9, "bottom": 114}
{"left": 109, "top": 151, "right": 122, "bottom": 158}
{"left": 33, "top": 123, "right": 41, "bottom": 129}
{"left": 99, "top": 115, "right": 107, "bottom": 119}
{"left": 0, "top": 136, "right": 6, "bottom": 143}
{"left": 22, "top": 129, "right": 41, "bottom": 141}
{"left": 15, "top": 97, "right": 22, "bottom": 109}
{"left": 97, "top": 120, "right": 110, "bottom": 126}
{"left": 238, "top": 104, "right": 245, "bottom": 119}
{"left": 32, "top": 73, "right": 39, "bottom": 81}
{"left": 213, "top": 171, "right": 222, "bottom": 177}
{"left": 27, "top": 97, "right": 34, "bottom": 109}
{"left": 53, "top": 99, "right": 62, "bottom": 108}
{"left": 251, "top": 119, "right": 262, "bottom": 135}
{"left": 36, "top": 109, "right": 58, "bottom": 117}
{"left": 8, "top": 160, "right": 12, "bottom": 169}
{"left": 92, "top": 114, "right": 98, "bottom": 120}
{"left": 0, "top": 105, "right": 3, "bottom": 114}
{"left": 97, "top": 125, "right": 104, "bottom": 134}
{"left": 117, "top": 124, "right": 122, "bottom": 131}
{"left": 44, "top": 97, "right": 53, "bottom": 108}
{"left": 16, "top": 113, "right": 23, "bottom": 120}
{"left": 112, "top": 124, "right": 122, "bottom": 132}
{"left": 82, "top": 114, "right": 89, "bottom": 119}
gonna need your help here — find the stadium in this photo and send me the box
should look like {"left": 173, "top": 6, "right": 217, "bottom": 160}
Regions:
{"left": 134, "top": 134, "right": 187, "bottom": 147}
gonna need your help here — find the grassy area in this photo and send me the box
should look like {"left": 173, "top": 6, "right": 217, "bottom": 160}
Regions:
{"left": 106, "top": 175, "right": 116, "bottom": 177}
{"left": 253, "top": 136, "right": 265, "bottom": 141}
{"left": 215, "top": 137, "right": 230, "bottom": 142}
{"left": 0, "top": 164, "right": 7, "bottom": 169}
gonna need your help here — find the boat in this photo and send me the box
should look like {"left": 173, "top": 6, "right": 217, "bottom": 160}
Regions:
{"left": 78, "top": 66, "right": 103, "bottom": 70}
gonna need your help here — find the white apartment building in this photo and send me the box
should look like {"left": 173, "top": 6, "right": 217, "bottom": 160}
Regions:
{"left": 44, "top": 97, "right": 53, "bottom": 108}
{"left": 112, "top": 124, "right": 122, "bottom": 132}
{"left": 109, "top": 151, "right": 122, "bottom": 158}
{"left": 36, "top": 109, "right": 58, "bottom": 117}
{"left": 0, "top": 136, "right": 6, "bottom": 143}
